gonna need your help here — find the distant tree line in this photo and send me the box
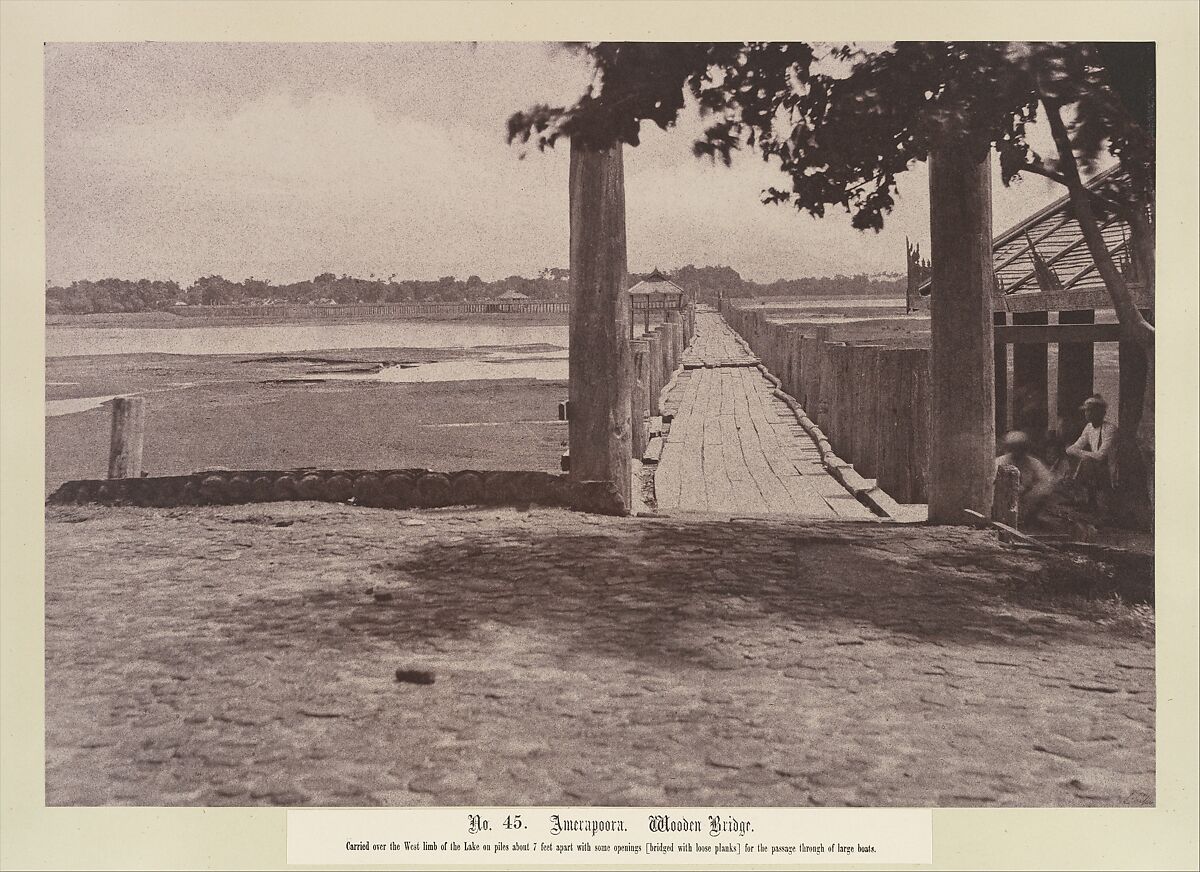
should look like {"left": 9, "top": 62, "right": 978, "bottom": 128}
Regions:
{"left": 45, "top": 265, "right": 903, "bottom": 314}
{"left": 668, "top": 264, "right": 904, "bottom": 304}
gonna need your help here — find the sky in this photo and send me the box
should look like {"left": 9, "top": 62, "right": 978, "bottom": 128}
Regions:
{"left": 44, "top": 42, "right": 1069, "bottom": 286}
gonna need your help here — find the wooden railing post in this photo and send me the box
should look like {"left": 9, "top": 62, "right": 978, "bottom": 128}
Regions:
{"left": 568, "top": 139, "right": 632, "bottom": 513}
{"left": 107, "top": 397, "right": 146, "bottom": 479}
{"left": 993, "top": 311, "right": 1009, "bottom": 435}
{"left": 666, "top": 311, "right": 683, "bottom": 373}
{"left": 655, "top": 323, "right": 672, "bottom": 386}
{"left": 646, "top": 331, "right": 663, "bottom": 417}
{"left": 928, "top": 146, "right": 995, "bottom": 523}
{"left": 630, "top": 339, "right": 651, "bottom": 458}
{"left": 1056, "top": 309, "right": 1095, "bottom": 443}
{"left": 1012, "top": 310, "right": 1049, "bottom": 442}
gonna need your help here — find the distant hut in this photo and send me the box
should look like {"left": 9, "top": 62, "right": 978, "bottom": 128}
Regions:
{"left": 497, "top": 289, "right": 530, "bottom": 300}
{"left": 628, "top": 268, "right": 686, "bottom": 332}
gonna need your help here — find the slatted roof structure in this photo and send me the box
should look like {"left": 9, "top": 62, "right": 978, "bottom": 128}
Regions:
{"left": 909, "top": 166, "right": 1153, "bottom": 314}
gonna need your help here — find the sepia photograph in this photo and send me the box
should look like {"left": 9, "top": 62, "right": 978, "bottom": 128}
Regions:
{"left": 0, "top": 0, "right": 1193, "bottom": 865}
{"left": 37, "top": 36, "right": 1163, "bottom": 813}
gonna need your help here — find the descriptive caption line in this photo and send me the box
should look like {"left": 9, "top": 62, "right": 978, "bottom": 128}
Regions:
{"left": 286, "top": 808, "right": 933, "bottom": 865}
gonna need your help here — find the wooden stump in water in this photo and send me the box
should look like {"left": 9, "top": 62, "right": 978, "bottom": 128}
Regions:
{"left": 107, "top": 397, "right": 145, "bottom": 480}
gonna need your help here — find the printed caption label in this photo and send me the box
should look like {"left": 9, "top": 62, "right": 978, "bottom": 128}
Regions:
{"left": 287, "top": 807, "right": 932, "bottom": 865}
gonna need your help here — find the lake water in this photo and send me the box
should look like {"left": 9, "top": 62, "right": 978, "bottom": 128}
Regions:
{"left": 46, "top": 395, "right": 123, "bottom": 418}
{"left": 45, "top": 322, "right": 571, "bottom": 416}
{"left": 46, "top": 321, "right": 569, "bottom": 358}
{"left": 318, "top": 349, "right": 568, "bottom": 384}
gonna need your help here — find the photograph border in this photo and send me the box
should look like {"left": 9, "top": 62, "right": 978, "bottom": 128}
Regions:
{"left": 3, "top": 2, "right": 1197, "bottom": 869}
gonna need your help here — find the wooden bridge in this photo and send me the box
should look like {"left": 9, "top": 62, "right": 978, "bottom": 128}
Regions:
{"left": 565, "top": 140, "right": 1151, "bottom": 523}
{"left": 653, "top": 312, "right": 874, "bottom": 518}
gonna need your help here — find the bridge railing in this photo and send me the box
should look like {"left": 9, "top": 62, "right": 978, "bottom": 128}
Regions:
{"left": 722, "top": 297, "right": 1148, "bottom": 517}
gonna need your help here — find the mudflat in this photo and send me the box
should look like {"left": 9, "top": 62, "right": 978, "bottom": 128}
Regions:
{"left": 46, "top": 347, "right": 568, "bottom": 493}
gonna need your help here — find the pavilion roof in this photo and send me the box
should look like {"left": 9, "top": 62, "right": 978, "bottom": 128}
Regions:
{"left": 628, "top": 268, "right": 687, "bottom": 296}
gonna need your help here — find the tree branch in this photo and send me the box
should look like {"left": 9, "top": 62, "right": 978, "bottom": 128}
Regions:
{"left": 1040, "top": 96, "right": 1154, "bottom": 348}
{"left": 1018, "top": 160, "right": 1129, "bottom": 216}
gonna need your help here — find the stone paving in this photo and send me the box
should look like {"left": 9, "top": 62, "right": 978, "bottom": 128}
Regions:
{"left": 45, "top": 503, "right": 1153, "bottom": 807}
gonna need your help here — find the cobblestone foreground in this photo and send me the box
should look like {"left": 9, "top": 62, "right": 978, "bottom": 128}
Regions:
{"left": 45, "top": 504, "right": 1154, "bottom": 807}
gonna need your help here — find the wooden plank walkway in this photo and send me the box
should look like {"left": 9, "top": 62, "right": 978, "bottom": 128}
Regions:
{"left": 656, "top": 312, "right": 875, "bottom": 519}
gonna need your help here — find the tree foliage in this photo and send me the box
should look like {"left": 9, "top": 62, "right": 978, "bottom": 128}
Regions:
{"left": 508, "top": 41, "right": 1154, "bottom": 231}
{"left": 46, "top": 266, "right": 903, "bottom": 313}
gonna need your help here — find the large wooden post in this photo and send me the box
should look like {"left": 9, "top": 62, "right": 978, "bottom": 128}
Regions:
{"left": 107, "top": 397, "right": 146, "bottom": 479}
{"left": 928, "top": 147, "right": 995, "bottom": 523}
{"left": 568, "top": 140, "right": 631, "bottom": 513}
{"left": 1012, "top": 311, "right": 1049, "bottom": 441}
{"left": 1056, "top": 309, "right": 1095, "bottom": 443}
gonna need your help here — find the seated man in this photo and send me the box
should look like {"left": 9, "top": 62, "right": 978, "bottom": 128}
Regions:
{"left": 995, "top": 430, "right": 1054, "bottom": 525}
{"left": 1066, "top": 394, "right": 1118, "bottom": 513}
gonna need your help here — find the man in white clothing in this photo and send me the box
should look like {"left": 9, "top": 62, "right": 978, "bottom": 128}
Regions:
{"left": 1066, "top": 394, "right": 1118, "bottom": 511}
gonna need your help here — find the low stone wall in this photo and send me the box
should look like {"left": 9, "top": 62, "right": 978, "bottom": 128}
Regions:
{"left": 47, "top": 468, "right": 627, "bottom": 515}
